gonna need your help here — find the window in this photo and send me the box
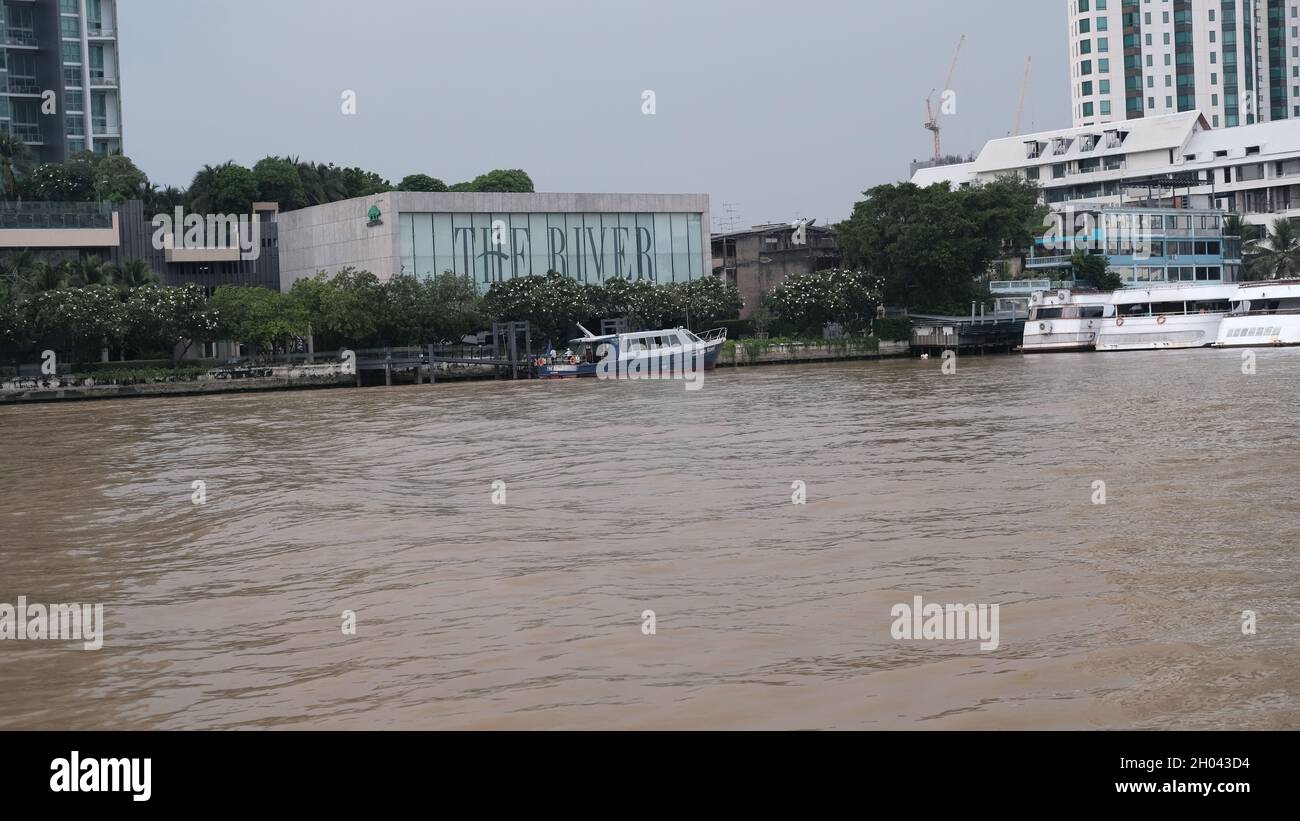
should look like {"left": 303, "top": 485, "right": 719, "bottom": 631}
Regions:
{"left": 1099, "top": 58, "right": 1110, "bottom": 72}
{"left": 1082, "top": 81, "right": 1094, "bottom": 96}
{"left": 1100, "top": 80, "right": 1110, "bottom": 94}
{"left": 1098, "top": 37, "right": 1108, "bottom": 52}
{"left": 1101, "top": 100, "right": 1112, "bottom": 115}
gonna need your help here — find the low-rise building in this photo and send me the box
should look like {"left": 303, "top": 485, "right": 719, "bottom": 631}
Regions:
{"left": 710, "top": 222, "right": 840, "bottom": 318}
{"left": 909, "top": 110, "right": 1300, "bottom": 226}
{"left": 275, "top": 192, "right": 711, "bottom": 292}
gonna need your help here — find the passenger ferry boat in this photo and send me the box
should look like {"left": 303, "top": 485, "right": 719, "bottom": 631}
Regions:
{"left": 1096, "top": 282, "right": 1237, "bottom": 351}
{"left": 1213, "top": 280, "right": 1300, "bottom": 347}
{"left": 537, "top": 325, "right": 727, "bottom": 379}
{"left": 1022, "top": 288, "right": 1109, "bottom": 352}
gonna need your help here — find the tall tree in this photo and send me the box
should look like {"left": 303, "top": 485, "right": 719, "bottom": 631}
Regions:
{"left": 0, "top": 135, "right": 34, "bottom": 201}
{"left": 253, "top": 156, "right": 308, "bottom": 210}
{"left": 188, "top": 161, "right": 258, "bottom": 214}
{"left": 461, "top": 168, "right": 534, "bottom": 193}
{"left": 837, "top": 178, "right": 1045, "bottom": 312}
{"left": 1244, "top": 217, "right": 1300, "bottom": 280}
{"left": 340, "top": 166, "right": 392, "bottom": 199}
{"left": 107, "top": 258, "right": 160, "bottom": 289}
{"left": 66, "top": 255, "right": 112, "bottom": 288}
{"left": 397, "top": 174, "right": 448, "bottom": 192}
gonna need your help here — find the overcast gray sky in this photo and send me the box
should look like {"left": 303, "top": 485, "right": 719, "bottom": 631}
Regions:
{"left": 119, "top": 0, "right": 1067, "bottom": 227}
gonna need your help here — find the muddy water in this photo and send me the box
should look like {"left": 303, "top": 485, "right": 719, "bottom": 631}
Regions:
{"left": 0, "top": 350, "right": 1296, "bottom": 729}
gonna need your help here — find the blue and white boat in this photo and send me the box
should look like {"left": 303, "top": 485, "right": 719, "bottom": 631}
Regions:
{"left": 537, "top": 325, "right": 727, "bottom": 379}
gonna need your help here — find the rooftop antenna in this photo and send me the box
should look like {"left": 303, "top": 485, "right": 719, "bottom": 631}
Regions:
{"left": 720, "top": 202, "right": 741, "bottom": 232}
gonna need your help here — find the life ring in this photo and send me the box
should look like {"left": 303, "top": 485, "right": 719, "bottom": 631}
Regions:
{"left": 1116, "top": 316, "right": 1125, "bottom": 327}
{"left": 1156, "top": 314, "right": 1167, "bottom": 325}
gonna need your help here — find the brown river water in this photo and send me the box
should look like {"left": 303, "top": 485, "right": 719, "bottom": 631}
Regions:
{"left": 1, "top": 350, "right": 1297, "bottom": 730}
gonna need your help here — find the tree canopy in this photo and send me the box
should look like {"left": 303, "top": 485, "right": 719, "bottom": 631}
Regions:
{"left": 836, "top": 177, "right": 1046, "bottom": 312}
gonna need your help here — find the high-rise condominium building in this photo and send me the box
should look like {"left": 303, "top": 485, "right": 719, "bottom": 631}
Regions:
{"left": 1069, "top": 0, "right": 1300, "bottom": 130}
{"left": 0, "top": 0, "right": 122, "bottom": 162}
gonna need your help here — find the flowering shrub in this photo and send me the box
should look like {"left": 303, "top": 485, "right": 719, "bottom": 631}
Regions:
{"left": 765, "top": 268, "right": 883, "bottom": 335}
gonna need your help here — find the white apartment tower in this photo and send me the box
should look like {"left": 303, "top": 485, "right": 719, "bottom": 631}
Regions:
{"left": 1070, "top": 0, "right": 1300, "bottom": 130}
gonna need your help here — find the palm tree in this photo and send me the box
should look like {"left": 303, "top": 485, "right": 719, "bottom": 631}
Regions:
{"left": 107, "top": 258, "right": 159, "bottom": 288}
{"left": 1244, "top": 217, "right": 1300, "bottom": 280}
{"left": 188, "top": 163, "right": 229, "bottom": 214}
{"left": 0, "top": 134, "right": 34, "bottom": 201}
{"left": 315, "top": 163, "right": 348, "bottom": 203}
{"left": 17, "top": 259, "right": 68, "bottom": 296}
{"left": 154, "top": 185, "right": 185, "bottom": 212}
{"left": 66, "top": 255, "right": 112, "bottom": 288}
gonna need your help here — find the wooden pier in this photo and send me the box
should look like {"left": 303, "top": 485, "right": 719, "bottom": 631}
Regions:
{"left": 908, "top": 312, "right": 1027, "bottom": 356}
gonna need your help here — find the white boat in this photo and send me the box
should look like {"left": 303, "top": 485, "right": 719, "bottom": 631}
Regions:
{"left": 1095, "top": 283, "right": 1237, "bottom": 351}
{"left": 1021, "top": 288, "right": 1109, "bottom": 352}
{"left": 1213, "top": 280, "right": 1300, "bottom": 347}
{"left": 537, "top": 325, "right": 727, "bottom": 378}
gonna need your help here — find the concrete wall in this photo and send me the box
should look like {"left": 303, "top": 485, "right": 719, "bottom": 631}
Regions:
{"left": 276, "top": 192, "right": 711, "bottom": 292}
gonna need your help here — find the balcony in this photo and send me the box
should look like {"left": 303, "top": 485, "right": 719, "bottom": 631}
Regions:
{"left": 7, "top": 77, "right": 40, "bottom": 96}
{"left": 8, "top": 123, "right": 41, "bottom": 143}
{"left": 989, "top": 279, "right": 1053, "bottom": 295}
{"left": 1025, "top": 255, "right": 1074, "bottom": 269}
{"left": 88, "top": 75, "right": 118, "bottom": 88}
{"left": 4, "top": 30, "right": 37, "bottom": 48}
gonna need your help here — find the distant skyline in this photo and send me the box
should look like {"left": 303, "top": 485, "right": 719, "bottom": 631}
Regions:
{"left": 120, "top": 0, "right": 1069, "bottom": 227}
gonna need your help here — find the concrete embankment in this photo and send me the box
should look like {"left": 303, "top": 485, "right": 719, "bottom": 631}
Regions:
{"left": 717, "top": 339, "right": 911, "bottom": 367}
{"left": 0, "top": 373, "right": 355, "bottom": 405}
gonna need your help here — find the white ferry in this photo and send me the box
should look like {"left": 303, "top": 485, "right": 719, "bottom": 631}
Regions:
{"left": 1096, "top": 283, "right": 1237, "bottom": 351}
{"left": 1021, "top": 288, "right": 1109, "bottom": 352}
{"left": 1213, "top": 280, "right": 1300, "bottom": 347}
{"left": 537, "top": 325, "right": 727, "bottom": 378}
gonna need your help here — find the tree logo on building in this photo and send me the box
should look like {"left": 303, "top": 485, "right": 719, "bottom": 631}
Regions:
{"left": 367, "top": 205, "right": 383, "bottom": 226}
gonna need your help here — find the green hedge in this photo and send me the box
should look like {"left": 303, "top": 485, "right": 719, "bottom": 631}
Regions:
{"left": 714, "top": 319, "right": 754, "bottom": 339}
{"left": 88, "top": 367, "right": 209, "bottom": 385}
{"left": 75, "top": 359, "right": 172, "bottom": 373}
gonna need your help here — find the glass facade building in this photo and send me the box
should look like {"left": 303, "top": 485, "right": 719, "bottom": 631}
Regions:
{"left": 279, "top": 193, "right": 712, "bottom": 295}
{"left": 399, "top": 211, "right": 704, "bottom": 287}
{"left": 1028, "top": 206, "right": 1244, "bottom": 284}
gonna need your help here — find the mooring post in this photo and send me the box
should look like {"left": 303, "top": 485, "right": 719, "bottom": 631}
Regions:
{"left": 428, "top": 345, "right": 436, "bottom": 384}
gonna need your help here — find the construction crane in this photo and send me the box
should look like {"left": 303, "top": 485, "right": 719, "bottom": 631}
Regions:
{"left": 1013, "top": 56, "right": 1033, "bottom": 136}
{"left": 924, "top": 34, "right": 966, "bottom": 161}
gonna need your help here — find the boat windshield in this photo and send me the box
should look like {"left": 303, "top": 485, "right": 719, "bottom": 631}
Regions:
{"left": 678, "top": 329, "right": 702, "bottom": 343}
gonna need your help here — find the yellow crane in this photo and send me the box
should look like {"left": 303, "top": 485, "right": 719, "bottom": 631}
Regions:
{"left": 924, "top": 34, "right": 966, "bottom": 160}
{"left": 1014, "top": 56, "right": 1033, "bottom": 136}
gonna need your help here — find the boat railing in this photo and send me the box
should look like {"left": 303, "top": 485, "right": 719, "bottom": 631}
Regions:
{"left": 698, "top": 328, "right": 728, "bottom": 345}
